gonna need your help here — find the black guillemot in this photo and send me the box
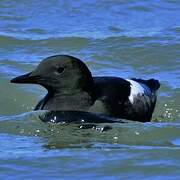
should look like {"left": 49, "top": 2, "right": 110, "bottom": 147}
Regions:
{"left": 11, "top": 55, "right": 160, "bottom": 122}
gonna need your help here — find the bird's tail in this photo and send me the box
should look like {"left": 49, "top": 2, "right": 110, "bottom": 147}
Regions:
{"left": 132, "top": 78, "right": 160, "bottom": 91}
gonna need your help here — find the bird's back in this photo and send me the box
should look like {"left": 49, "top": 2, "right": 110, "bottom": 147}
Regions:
{"left": 92, "top": 77, "right": 160, "bottom": 122}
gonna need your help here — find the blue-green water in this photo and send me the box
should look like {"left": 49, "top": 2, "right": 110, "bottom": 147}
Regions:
{"left": 0, "top": 0, "right": 180, "bottom": 179}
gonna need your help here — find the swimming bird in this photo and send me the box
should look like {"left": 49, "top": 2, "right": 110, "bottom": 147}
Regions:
{"left": 10, "top": 55, "right": 160, "bottom": 122}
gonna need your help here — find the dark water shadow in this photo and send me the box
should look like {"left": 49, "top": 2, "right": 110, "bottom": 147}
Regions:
{"left": 0, "top": 111, "right": 180, "bottom": 150}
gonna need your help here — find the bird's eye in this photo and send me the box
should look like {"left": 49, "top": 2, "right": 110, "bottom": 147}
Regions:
{"left": 57, "top": 67, "right": 65, "bottom": 74}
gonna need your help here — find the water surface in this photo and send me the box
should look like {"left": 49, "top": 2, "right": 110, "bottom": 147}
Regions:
{"left": 0, "top": 0, "right": 180, "bottom": 179}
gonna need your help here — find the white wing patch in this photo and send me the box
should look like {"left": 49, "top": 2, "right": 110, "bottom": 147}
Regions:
{"left": 126, "top": 79, "right": 151, "bottom": 104}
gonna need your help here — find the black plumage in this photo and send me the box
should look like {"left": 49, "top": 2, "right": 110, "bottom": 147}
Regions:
{"left": 11, "top": 55, "right": 160, "bottom": 122}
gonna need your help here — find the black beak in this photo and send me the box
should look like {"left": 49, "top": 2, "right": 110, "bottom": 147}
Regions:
{"left": 10, "top": 72, "right": 40, "bottom": 84}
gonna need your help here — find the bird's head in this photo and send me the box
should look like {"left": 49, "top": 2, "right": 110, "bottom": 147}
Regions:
{"left": 11, "top": 55, "right": 94, "bottom": 95}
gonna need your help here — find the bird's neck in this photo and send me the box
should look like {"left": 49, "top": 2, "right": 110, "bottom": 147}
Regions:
{"left": 44, "top": 89, "right": 94, "bottom": 111}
